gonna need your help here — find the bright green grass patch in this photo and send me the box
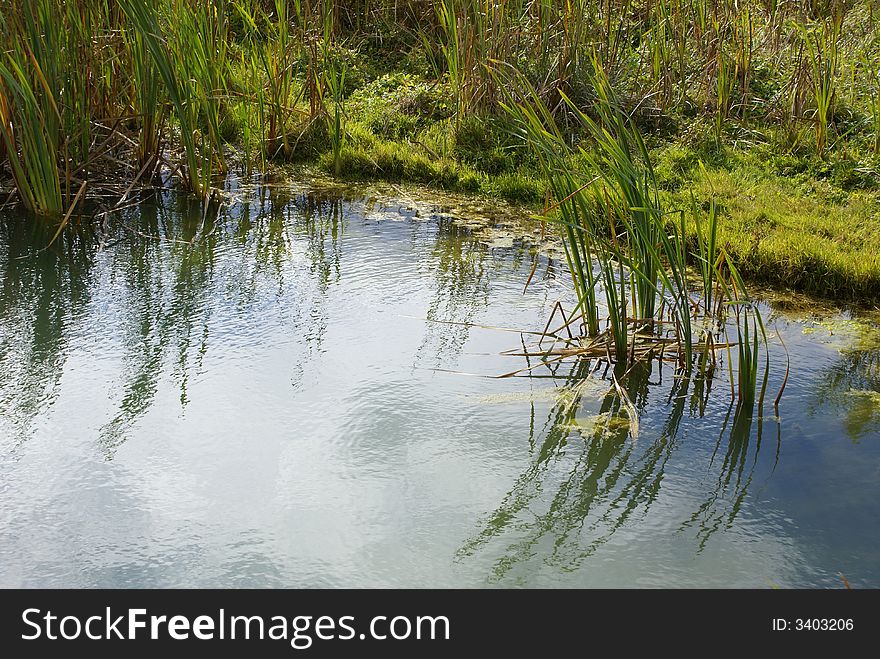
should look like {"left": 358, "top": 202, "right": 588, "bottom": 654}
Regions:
{"left": 669, "top": 166, "right": 880, "bottom": 299}
{"left": 311, "top": 121, "right": 544, "bottom": 203}
{"left": 319, "top": 138, "right": 482, "bottom": 192}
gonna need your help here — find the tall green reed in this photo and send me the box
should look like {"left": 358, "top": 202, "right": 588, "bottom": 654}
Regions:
{"left": 798, "top": 18, "right": 839, "bottom": 157}
{"left": 235, "top": 0, "right": 299, "bottom": 160}
{"left": 498, "top": 74, "right": 601, "bottom": 338}
{"left": 121, "top": 0, "right": 230, "bottom": 199}
{"left": 715, "top": 47, "right": 734, "bottom": 140}
{"left": 126, "top": 28, "right": 163, "bottom": 175}
{"left": 0, "top": 2, "right": 64, "bottom": 217}
{"left": 324, "top": 62, "right": 347, "bottom": 177}
{"left": 0, "top": 0, "right": 875, "bottom": 217}
{"left": 436, "top": 0, "right": 465, "bottom": 118}
{"left": 499, "top": 59, "right": 770, "bottom": 403}
{"left": 863, "top": 42, "right": 880, "bottom": 154}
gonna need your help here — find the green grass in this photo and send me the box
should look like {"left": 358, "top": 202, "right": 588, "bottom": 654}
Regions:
{"left": 636, "top": 135, "right": 880, "bottom": 299}
{"left": 671, "top": 165, "right": 880, "bottom": 299}
{"left": 319, "top": 132, "right": 484, "bottom": 193}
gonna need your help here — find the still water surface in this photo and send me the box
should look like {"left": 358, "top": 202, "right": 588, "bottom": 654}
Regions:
{"left": 1, "top": 181, "right": 878, "bottom": 587}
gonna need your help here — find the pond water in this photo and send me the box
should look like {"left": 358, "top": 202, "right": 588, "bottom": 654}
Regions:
{"left": 1, "top": 180, "right": 878, "bottom": 588}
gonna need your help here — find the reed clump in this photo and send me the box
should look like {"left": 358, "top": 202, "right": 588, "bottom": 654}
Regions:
{"left": 499, "top": 63, "right": 777, "bottom": 408}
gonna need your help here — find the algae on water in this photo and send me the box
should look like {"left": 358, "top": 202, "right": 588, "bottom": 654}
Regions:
{"left": 474, "top": 377, "right": 610, "bottom": 407}
{"left": 845, "top": 389, "right": 880, "bottom": 405}
{"left": 565, "top": 412, "right": 632, "bottom": 440}
{"left": 800, "top": 316, "right": 880, "bottom": 353}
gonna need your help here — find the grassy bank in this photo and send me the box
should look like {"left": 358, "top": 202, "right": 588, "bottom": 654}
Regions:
{"left": 1, "top": 1, "right": 879, "bottom": 299}
{"left": 312, "top": 93, "right": 880, "bottom": 299}
{"left": 663, "top": 149, "right": 880, "bottom": 300}
{"left": 312, "top": 88, "right": 880, "bottom": 300}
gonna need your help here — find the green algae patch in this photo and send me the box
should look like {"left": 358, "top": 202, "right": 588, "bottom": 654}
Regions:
{"left": 474, "top": 380, "right": 609, "bottom": 406}
{"left": 845, "top": 389, "right": 880, "bottom": 406}
{"left": 475, "top": 388, "right": 570, "bottom": 405}
{"left": 799, "top": 316, "right": 880, "bottom": 353}
{"left": 566, "top": 413, "right": 632, "bottom": 440}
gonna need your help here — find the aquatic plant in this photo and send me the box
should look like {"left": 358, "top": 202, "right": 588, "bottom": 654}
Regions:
{"left": 715, "top": 47, "right": 734, "bottom": 140}
{"left": 499, "top": 61, "right": 773, "bottom": 406}
{"left": 434, "top": 0, "right": 511, "bottom": 117}
{"left": 121, "top": 0, "right": 229, "bottom": 200}
{"left": 320, "top": 5, "right": 349, "bottom": 178}
{"left": 126, "top": 27, "right": 164, "bottom": 176}
{"left": 235, "top": 0, "right": 300, "bottom": 162}
{"left": 862, "top": 39, "right": 880, "bottom": 155}
{"left": 0, "top": 2, "right": 68, "bottom": 217}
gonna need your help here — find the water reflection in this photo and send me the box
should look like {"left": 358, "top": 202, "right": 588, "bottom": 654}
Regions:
{"left": 684, "top": 404, "right": 781, "bottom": 550}
{"left": 458, "top": 359, "right": 634, "bottom": 578}
{"left": 416, "top": 217, "right": 491, "bottom": 366}
{"left": 414, "top": 209, "right": 551, "bottom": 368}
{"left": 812, "top": 347, "right": 880, "bottom": 441}
{"left": 1, "top": 187, "right": 354, "bottom": 457}
{"left": 0, "top": 221, "right": 96, "bottom": 451}
{"left": 459, "top": 355, "right": 783, "bottom": 580}
{"left": 289, "top": 189, "right": 344, "bottom": 293}
{"left": 99, "top": 197, "right": 220, "bottom": 455}
{"left": 0, "top": 185, "right": 878, "bottom": 587}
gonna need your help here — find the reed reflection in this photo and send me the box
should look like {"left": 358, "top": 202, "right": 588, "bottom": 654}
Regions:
{"left": 459, "top": 352, "right": 781, "bottom": 580}
{"left": 811, "top": 346, "right": 880, "bottom": 441}
{"left": 99, "top": 197, "right": 220, "bottom": 455}
{"left": 1, "top": 186, "right": 352, "bottom": 457}
{"left": 0, "top": 218, "right": 96, "bottom": 449}
{"left": 415, "top": 216, "right": 492, "bottom": 366}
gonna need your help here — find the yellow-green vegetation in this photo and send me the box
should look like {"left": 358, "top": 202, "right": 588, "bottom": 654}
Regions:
{"left": 499, "top": 70, "right": 773, "bottom": 408}
{"left": 655, "top": 145, "right": 880, "bottom": 300}
{"left": 1, "top": 0, "right": 879, "bottom": 298}
{"left": 567, "top": 413, "right": 632, "bottom": 441}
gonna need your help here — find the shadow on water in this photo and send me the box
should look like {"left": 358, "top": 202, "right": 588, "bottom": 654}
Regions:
{"left": 457, "top": 354, "right": 782, "bottom": 581}
{"left": 810, "top": 347, "right": 880, "bottom": 442}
